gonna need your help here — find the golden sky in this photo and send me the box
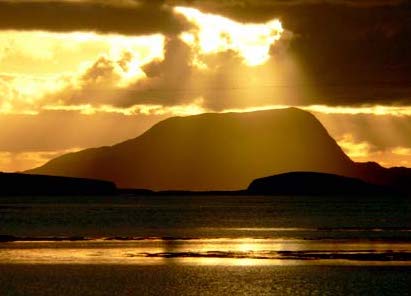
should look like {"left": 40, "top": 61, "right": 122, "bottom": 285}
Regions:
{"left": 1, "top": 1, "right": 411, "bottom": 171}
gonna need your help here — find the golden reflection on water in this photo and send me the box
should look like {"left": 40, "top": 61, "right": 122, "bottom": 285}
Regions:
{"left": 0, "top": 239, "right": 410, "bottom": 266}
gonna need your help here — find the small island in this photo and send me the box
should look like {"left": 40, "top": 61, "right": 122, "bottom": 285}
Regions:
{"left": 247, "top": 172, "right": 393, "bottom": 196}
{"left": 0, "top": 172, "right": 117, "bottom": 196}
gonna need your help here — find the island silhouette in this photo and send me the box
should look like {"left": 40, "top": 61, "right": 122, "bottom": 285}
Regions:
{"left": 0, "top": 172, "right": 116, "bottom": 196}
{"left": 0, "top": 171, "right": 398, "bottom": 196}
{"left": 247, "top": 172, "right": 393, "bottom": 196}
{"left": 21, "top": 107, "right": 411, "bottom": 194}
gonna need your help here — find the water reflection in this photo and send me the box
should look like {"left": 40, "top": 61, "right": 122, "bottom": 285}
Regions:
{"left": 1, "top": 238, "right": 411, "bottom": 266}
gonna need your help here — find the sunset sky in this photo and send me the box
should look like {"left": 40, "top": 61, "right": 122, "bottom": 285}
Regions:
{"left": 1, "top": 0, "right": 411, "bottom": 171}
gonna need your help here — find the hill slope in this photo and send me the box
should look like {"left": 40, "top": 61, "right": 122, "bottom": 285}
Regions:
{"left": 27, "top": 108, "right": 358, "bottom": 191}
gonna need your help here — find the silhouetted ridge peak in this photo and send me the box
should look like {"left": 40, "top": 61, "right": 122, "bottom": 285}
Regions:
{"left": 26, "top": 108, "right": 410, "bottom": 191}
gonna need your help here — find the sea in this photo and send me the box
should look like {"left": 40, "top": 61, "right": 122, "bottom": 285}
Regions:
{"left": 0, "top": 194, "right": 410, "bottom": 295}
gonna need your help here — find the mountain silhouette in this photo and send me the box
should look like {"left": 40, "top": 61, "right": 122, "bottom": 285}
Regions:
{"left": 26, "top": 108, "right": 411, "bottom": 192}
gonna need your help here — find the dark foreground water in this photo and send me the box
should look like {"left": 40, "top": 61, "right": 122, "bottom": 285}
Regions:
{"left": 1, "top": 265, "right": 410, "bottom": 296}
{"left": 0, "top": 195, "right": 410, "bottom": 295}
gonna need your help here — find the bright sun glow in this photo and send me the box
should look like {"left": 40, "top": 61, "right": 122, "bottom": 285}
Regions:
{"left": 0, "top": 31, "right": 165, "bottom": 114}
{"left": 0, "top": 31, "right": 165, "bottom": 75}
{"left": 174, "top": 7, "right": 284, "bottom": 67}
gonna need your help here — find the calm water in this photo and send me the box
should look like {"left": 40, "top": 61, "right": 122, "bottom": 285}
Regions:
{"left": 0, "top": 195, "right": 410, "bottom": 295}
{"left": 1, "top": 195, "right": 410, "bottom": 239}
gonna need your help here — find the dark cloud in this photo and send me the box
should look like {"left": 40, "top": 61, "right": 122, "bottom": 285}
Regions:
{"left": 50, "top": 34, "right": 306, "bottom": 110}
{"left": 0, "top": 0, "right": 189, "bottom": 35}
{"left": 56, "top": 37, "right": 207, "bottom": 108}
{"left": 173, "top": 0, "right": 411, "bottom": 106}
{"left": 2, "top": 0, "right": 411, "bottom": 107}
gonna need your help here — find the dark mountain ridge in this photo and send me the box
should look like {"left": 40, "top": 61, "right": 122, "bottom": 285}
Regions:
{"left": 26, "top": 107, "right": 411, "bottom": 192}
